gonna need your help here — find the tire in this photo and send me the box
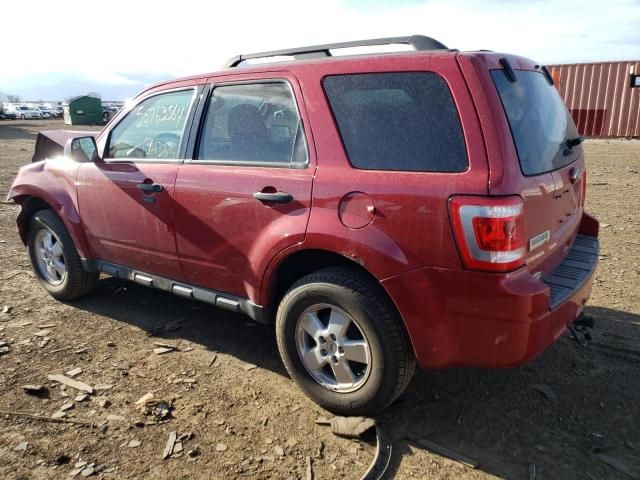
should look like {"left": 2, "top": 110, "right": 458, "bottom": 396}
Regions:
{"left": 276, "top": 267, "right": 416, "bottom": 416}
{"left": 21, "top": 115, "right": 26, "bottom": 120}
{"left": 27, "top": 209, "right": 98, "bottom": 301}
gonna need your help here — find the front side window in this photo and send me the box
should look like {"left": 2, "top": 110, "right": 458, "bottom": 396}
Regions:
{"left": 323, "top": 72, "right": 468, "bottom": 172}
{"left": 107, "top": 89, "right": 195, "bottom": 159}
{"left": 197, "top": 82, "right": 308, "bottom": 166}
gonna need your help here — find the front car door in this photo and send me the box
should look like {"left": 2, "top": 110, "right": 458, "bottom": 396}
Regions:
{"left": 174, "top": 73, "right": 315, "bottom": 302}
{"left": 77, "top": 87, "right": 199, "bottom": 279}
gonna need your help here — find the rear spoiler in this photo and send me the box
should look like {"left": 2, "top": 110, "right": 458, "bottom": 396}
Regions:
{"left": 32, "top": 130, "right": 99, "bottom": 163}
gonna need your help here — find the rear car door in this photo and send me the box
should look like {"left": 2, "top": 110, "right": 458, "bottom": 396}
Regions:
{"left": 77, "top": 87, "right": 199, "bottom": 279}
{"left": 173, "top": 73, "right": 314, "bottom": 300}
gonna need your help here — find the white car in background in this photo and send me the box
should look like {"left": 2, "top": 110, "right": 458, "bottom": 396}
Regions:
{"left": 11, "top": 105, "right": 43, "bottom": 119}
{"left": 35, "top": 106, "right": 59, "bottom": 118}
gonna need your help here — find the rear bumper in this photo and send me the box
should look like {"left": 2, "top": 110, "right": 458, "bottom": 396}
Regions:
{"left": 382, "top": 212, "right": 599, "bottom": 369}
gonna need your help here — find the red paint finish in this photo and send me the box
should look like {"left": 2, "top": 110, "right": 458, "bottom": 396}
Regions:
{"left": 458, "top": 53, "right": 588, "bottom": 279}
{"left": 9, "top": 48, "right": 599, "bottom": 371}
{"left": 383, "top": 242, "right": 595, "bottom": 369}
{"left": 8, "top": 158, "right": 92, "bottom": 258}
{"left": 76, "top": 162, "right": 184, "bottom": 280}
{"left": 173, "top": 164, "right": 313, "bottom": 302}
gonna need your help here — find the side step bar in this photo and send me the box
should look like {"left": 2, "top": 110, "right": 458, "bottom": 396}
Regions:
{"left": 82, "top": 259, "right": 265, "bottom": 323}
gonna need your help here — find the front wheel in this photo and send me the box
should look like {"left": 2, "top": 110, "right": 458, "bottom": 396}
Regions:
{"left": 27, "top": 209, "right": 98, "bottom": 300}
{"left": 276, "top": 267, "right": 415, "bottom": 416}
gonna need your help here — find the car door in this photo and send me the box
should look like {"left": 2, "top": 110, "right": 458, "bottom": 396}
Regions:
{"left": 77, "top": 87, "right": 199, "bottom": 279}
{"left": 174, "top": 74, "right": 315, "bottom": 300}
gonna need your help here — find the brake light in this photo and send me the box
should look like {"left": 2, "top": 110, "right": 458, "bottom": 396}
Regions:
{"left": 581, "top": 169, "right": 587, "bottom": 206}
{"left": 449, "top": 196, "right": 525, "bottom": 272}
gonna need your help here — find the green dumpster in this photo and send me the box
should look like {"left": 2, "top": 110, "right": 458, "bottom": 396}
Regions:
{"left": 63, "top": 95, "right": 102, "bottom": 125}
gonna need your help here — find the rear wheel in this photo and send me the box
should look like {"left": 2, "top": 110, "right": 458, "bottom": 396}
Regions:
{"left": 276, "top": 267, "right": 415, "bottom": 416}
{"left": 27, "top": 209, "right": 98, "bottom": 300}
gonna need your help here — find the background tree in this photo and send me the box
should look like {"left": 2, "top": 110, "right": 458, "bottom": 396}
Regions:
{"left": 6, "top": 94, "right": 22, "bottom": 103}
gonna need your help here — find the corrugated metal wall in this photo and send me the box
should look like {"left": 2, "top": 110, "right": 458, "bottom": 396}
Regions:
{"left": 547, "top": 61, "right": 640, "bottom": 138}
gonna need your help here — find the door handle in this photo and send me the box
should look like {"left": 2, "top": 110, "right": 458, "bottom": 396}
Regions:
{"left": 137, "top": 183, "right": 164, "bottom": 193}
{"left": 253, "top": 191, "right": 293, "bottom": 204}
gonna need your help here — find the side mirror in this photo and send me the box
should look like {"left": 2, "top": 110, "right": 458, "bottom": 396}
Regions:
{"left": 65, "top": 136, "right": 100, "bottom": 162}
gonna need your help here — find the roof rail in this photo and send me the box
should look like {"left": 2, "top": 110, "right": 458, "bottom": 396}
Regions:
{"left": 225, "top": 35, "right": 448, "bottom": 68}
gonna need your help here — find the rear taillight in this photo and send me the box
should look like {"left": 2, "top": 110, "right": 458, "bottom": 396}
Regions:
{"left": 581, "top": 169, "right": 587, "bottom": 206}
{"left": 449, "top": 196, "right": 525, "bottom": 272}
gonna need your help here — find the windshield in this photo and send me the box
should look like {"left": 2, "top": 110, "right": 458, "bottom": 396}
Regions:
{"left": 491, "top": 69, "right": 580, "bottom": 176}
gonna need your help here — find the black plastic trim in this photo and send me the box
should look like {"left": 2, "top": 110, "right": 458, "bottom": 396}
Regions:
{"left": 544, "top": 235, "right": 599, "bottom": 309}
{"left": 81, "top": 259, "right": 265, "bottom": 323}
{"left": 541, "top": 65, "right": 554, "bottom": 85}
{"left": 499, "top": 58, "right": 517, "bottom": 83}
{"left": 225, "top": 35, "right": 449, "bottom": 67}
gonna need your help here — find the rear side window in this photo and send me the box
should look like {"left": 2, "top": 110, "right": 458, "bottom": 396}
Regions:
{"left": 197, "top": 82, "right": 308, "bottom": 166}
{"left": 491, "top": 69, "right": 580, "bottom": 176}
{"left": 323, "top": 72, "right": 467, "bottom": 172}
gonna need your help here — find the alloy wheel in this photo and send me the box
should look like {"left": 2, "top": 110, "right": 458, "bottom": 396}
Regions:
{"left": 295, "top": 303, "right": 372, "bottom": 393}
{"left": 34, "top": 228, "right": 66, "bottom": 285}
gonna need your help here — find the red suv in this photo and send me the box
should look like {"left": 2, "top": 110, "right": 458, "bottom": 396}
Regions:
{"left": 9, "top": 36, "right": 599, "bottom": 415}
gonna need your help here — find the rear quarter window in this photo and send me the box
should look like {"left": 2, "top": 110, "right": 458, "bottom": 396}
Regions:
{"left": 323, "top": 72, "right": 468, "bottom": 172}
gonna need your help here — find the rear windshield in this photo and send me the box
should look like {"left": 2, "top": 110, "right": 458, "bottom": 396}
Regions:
{"left": 492, "top": 69, "right": 580, "bottom": 176}
{"left": 323, "top": 72, "right": 468, "bottom": 172}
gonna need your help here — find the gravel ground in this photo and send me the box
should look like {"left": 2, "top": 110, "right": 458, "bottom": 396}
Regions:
{"left": 0, "top": 120, "right": 638, "bottom": 479}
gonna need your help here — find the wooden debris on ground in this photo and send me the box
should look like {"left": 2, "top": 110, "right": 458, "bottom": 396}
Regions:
{"left": 162, "top": 431, "right": 177, "bottom": 460}
{"left": 47, "top": 374, "right": 93, "bottom": 394}
{"left": 207, "top": 354, "right": 217, "bottom": 367}
{"left": 66, "top": 367, "right": 83, "bottom": 378}
{"left": 0, "top": 409, "right": 94, "bottom": 426}
{"left": 306, "top": 456, "right": 313, "bottom": 480}
{"left": 153, "top": 347, "right": 176, "bottom": 355}
{"left": 22, "top": 384, "right": 46, "bottom": 395}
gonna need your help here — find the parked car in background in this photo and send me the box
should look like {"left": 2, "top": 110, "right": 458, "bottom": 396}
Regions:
{"left": 8, "top": 35, "right": 599, "bottom": 415}
{"left": 101, "top": 105, "right": 118, "bottom": 123}
{"left": 12, "top": 105, "right": 43, "bottom": 119}
{"left": 0, "top": 105, "right": 17, "bottom": 120}
{"left": 35, "top": 106, "right": 60, "bottom": 118}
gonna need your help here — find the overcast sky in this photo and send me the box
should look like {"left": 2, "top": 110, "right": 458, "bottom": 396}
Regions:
{"left": 2, "top": 0, "right": 639, "bottom": 101}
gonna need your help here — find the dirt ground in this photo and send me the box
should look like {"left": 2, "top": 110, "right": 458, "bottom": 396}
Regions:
{"left": 0, "top": 119, "right": 638, "bottom": 480}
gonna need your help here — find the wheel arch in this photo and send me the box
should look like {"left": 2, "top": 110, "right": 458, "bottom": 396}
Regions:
{"left": 262, "top": 248, "right": 417, "bottom": 357}
{"left": 12, "top": 193, "right": 92, "bottom": 259}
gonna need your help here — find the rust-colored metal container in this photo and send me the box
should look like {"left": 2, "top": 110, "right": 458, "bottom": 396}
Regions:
{"left": 547, "top": 61, "right": 640, "bottom": 138}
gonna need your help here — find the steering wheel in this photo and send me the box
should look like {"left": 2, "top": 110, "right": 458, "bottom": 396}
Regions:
{"left": 150, "top": 132, "right": 181, "bottom": 158}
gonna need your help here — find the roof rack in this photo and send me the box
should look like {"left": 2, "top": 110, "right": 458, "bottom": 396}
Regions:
{"left": 225, "top": 35, "right": 449, "bottom": 68}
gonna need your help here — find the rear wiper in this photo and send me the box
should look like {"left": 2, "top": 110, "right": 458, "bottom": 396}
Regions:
{"left": 564, "top": 136, "right": 582, "bottom": 156}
